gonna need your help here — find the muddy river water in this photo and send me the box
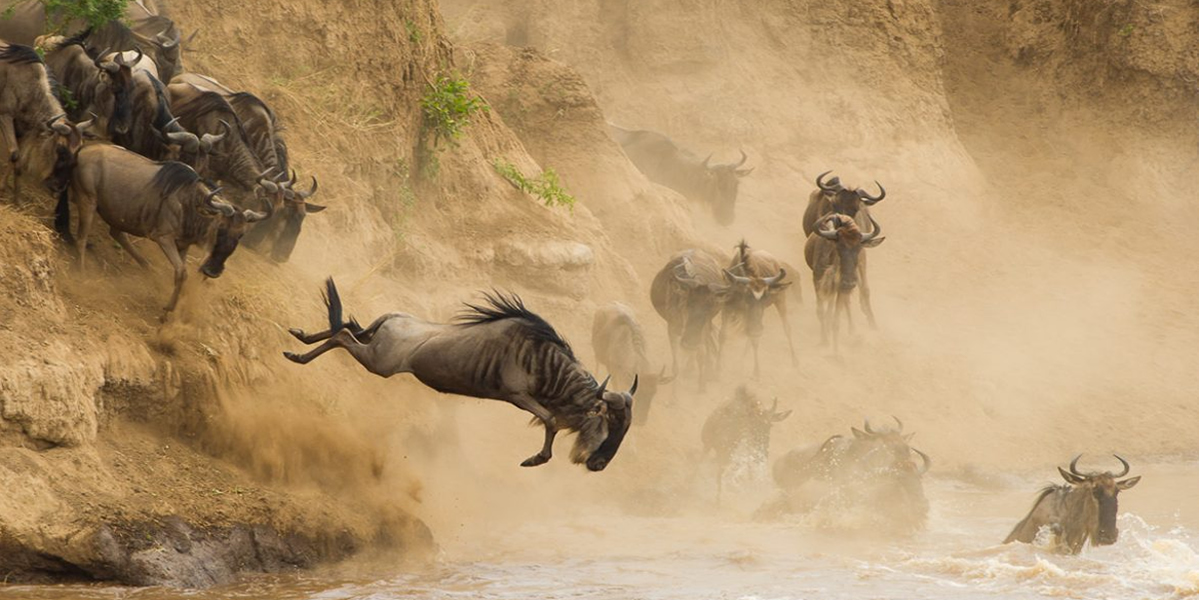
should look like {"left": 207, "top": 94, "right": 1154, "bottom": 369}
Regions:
{"left": 4, "top": 461, "right": 1195, "bottom": 600}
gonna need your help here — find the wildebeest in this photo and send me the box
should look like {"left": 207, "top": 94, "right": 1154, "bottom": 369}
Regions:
{"left": 802, "top": 171, "right": 886, "bottom": 327}
{"left": 167, "top": 81, "right": 271, "bottom": 194}
{"left": 719, "top": 239, "right": 796, "bottom": 378}
{"left": 41, "top": 33, "right": 136, "bottom": 139}
{"left": 284, "top": 282, "right": 636, "bottom": 472}
{"left": 701, "top": 385, "right": 791, "bottom": 504}
{"left": 650, "top": 248, "right": 730, "bottom": 390}
{"left": 805, "top": 213, "right": 884, "bottom": 351}
{"left": 173, "top": 73, "right": 324, "bottom": 262}
{"left": 1004, "top": 455, "right": 1141, "bottom": 554}
{"left": 0, "top": 0, "right": 183, "bottom": 81}
{"left": 62, "top": 144, "right": 271, "bottom": 312}
{"left": 591, "top": 301, "right": 673, "bottom": 426}
{"left": 608, "top": 124, "right": 752, "bottom": 226}
{"left": 0, "top": 42, "right": 71, "bottom": 196}
{"left": 762, "top": 417, "right": 931, "bottom": 531}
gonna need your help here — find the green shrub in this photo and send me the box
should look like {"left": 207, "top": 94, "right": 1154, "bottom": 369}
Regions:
{"left": 39, "top": 0, "right": 128, "bottom": 32}
{"left": 492, "top": 158, "right": 576, "bottom": 210}
{"left": 420, "top": 74, "right": 487, "bottom": 147}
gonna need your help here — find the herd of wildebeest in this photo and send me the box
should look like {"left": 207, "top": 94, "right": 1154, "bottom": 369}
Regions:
{"left": 0, "top": 1, "right": 1139, "bottom": 556}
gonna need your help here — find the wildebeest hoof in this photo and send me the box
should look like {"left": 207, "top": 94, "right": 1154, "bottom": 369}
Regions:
{"left": 282, "top": 351, "right": 303, "bottom": 363}
{"left": 288, "top": 328, "right": 306, "bottom": 340}
{"left": 520, "top": 453, "right": 550, "bottom": 467}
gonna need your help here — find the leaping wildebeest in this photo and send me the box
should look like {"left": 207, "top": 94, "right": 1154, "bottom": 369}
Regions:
{"left": 284, "top": 282, "right": 636, "bottom": 472}
{"left": 608, "top": 124, "right": 752, "bottom": 226}
{"left": 1004, "top": 455, "right": 1141, "bottom": 554}
{"left": 719, "top": 239, "right": 797, "bottom": 378}
{"left": 701, "top": 385, "right": 791, "bottom": 504}
{"left": 802, "top": 170, "right": 886, "bottom": 328}
{"left": 591, "top": 301, "right": 673, "bottom": 426}
{"left": 805, "top": 213, "right": 884, "bottom": 351}
{"left": 62, "top": 144, "right": 271, "bottom": 312}
{"left": 650, "top": 248, "right": 730, "bottom": 390}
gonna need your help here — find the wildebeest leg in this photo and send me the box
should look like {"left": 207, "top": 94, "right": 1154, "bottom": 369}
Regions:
{"left": 0, "top": 114, "right": 17, "bottom": 200}
{"left": 289, "top": 312, "right": 392, "bottom": 344}
{"left": 832, "top": 291, "right": 850, "bottom": 353}
{"left": 111, "top": 229, "right": 150, "bottom": 268}
{"left": 667, "top": 320, "right": 682, "bottom": 379}
{"left": 715, "top": 313, "right": 730, "bottom": 377}
{"left": 284, "top": 328, "right": 362, "bottom": 365}
{"left": 509, "top": 394, "right": 556, "bottom": 467}
{"left": 75, "top": 197, "right": 98, "bottom": 271}
{"left": 156, "top": 238, "right": 187, "bottom": 313}
{"left": 750, "top": 338, "right": 760, "bottom": 380}
{"left": 775, "top": 299, "right": 798, "bottom": 366}
{"left": 858, "top": 256, "right": 877, "bottom": 329}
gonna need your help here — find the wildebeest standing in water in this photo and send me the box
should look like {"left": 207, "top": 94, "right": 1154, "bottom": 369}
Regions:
{"left": 608, "top": 124, "right": 752, "bottom": 226}
{"left": 1005, "top": 455, "right": 1141, "bottom": 554}
{"left": 803, "top": 171, "right": 886, "bottom": 328}
{"left": 284, "top": 281, "right": 636, "bottom": 472}
{"left": 701, "top": 385, "right": 791, "bottom": 505}
{"left": 591, "top": 302, "right": 673, "bottom": 426}
{"left": 62, "top": 144, "right": 271, "bottom": 312}
{"left": 650, "top": 248, "right": 730, "bottom": 390}
{"left": 805, "top": 213, "right": 884, "bottom": 352}
{"left": 762, "top": 417, "right": 931, "bottom": 532}
{"left": 719, "top": 239, "right": 797, "bottom": 379}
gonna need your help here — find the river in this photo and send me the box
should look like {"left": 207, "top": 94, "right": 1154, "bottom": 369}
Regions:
{"left": 3, "top": 459, "right": 1194, "bottom": 600}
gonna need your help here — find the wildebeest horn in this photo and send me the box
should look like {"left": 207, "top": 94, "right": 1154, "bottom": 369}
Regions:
{"left": 114, "top": 47, "right": 140, "bottom": 68}
{"left": 859, "top": 181, "right": 886, "bottom": 204}
{"left": 913, "top": 447, "right": 932, "bottom": 474}
{"left": 201, "top": 120, "right": 230, "bottom": 149}
{"left": 186, "top": 29, "right": 200, "bottom": 44}
{"left": 244, "top": 193, "right": 274, "bottom": 223}
{"left": 764, "top": 268, "right": 785, "bottom": 286}
{"left": 157, "top": 29, "right": 178, "bottom": 49}
{"left": 701, "top": 153, "right": 712, "bottom": 169}
{"left": 892, "top": 415, "right": 904, "bottom": 432}
{"left": 257, "top": 174, "right": 279, "bottom": 193}
{"left": 862, "top": 214, "right": 882, "bottom": 242}
{"left": 723, "top": 268, "right": 751, "bottom": 285}
{"left": 628, "top": 374, "right": 638, "bottom": 396}
{"left": 816, "top": 215, "right": 840, "bottom": 240}
{"left": 204, "top": 187, "right": 236, "bottom": 216}
{"left": 1068, "top": 454, "right": 1084, "bottom": 476}
{"left": 595, "top": 375, "right": 610, "bottom": 398}
{"left": 816, "top": 170, "right": 839, "bottom": 192}
{"left": 863, "top": 418, "right": 875, "bottom": 434}
{"left": 75, "top": 115, "right": 94, "bottom": 134}
{"left": 166, "top": 130, "right": 199, "bottom": 152}
{"left": 45, "top": 113, "right": 71, "bottom": 135}
{"left": 296, "top": 176, "right": 318, "bottom": 200}
{"left": 95, "top": 48, "right": 119, "bottom": 73}
{"left": 735, "top": 149, "right": 748, "bottom": 167}
{"left": 1112, "top": 454, "right": 1131, "bottom": 478}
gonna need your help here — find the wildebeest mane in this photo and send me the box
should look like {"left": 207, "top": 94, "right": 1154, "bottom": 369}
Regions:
{"left": 151, "top": 161, "right": 200, "bottom": 198}
{"left": 0, "top": 44, "right": 44, "bottom": 65}
{"left": 172, "top": 89, "right": 251, "bottom": 140}
{"left": 457, "top": 291, "right": 576, "bottom": 360}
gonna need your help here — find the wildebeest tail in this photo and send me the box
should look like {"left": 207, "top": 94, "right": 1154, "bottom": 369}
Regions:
{"left": 54, "top": 187, "right": 75, "bottom": 245}
{"left": 321, "top": 277, "right": 361, "bottom": 335}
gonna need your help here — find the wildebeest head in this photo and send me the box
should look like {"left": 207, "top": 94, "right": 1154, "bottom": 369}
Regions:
{"left": 269, "top": 169, "right": 324, "bottom": 262}
{"left": 849, "top": 417, "right": 932, "bottom": 477}
{"left": 94, "top": 47, "right": 139, "bottom": 137}
{"left": 814, "top": 213, "right": 884, "bottom": 291}
{"left": 672, "top": 262, "right": 730, "bottom": 349}
{"left": 1057, "top": 454, "right": 1140, "bottom": 545}
{"left": 44, "top": 113, "right": 94, "bottom": 193}
{"left": 196, "top": 184, "right": 273, "bottom": 279}
{"left": 573, "top": 375, "right": 637, "bottom": 472}
{"left": 816, "top": 170, "right": 885, "bottom": 220}
{"left": 702, "top": 150, "right": 753, "bottom": 226}
{"left": 723, "top": 241, "right": 790, "bottom": 339}
{"left": 706, "top": 385, "right": 791, "bottom": 461}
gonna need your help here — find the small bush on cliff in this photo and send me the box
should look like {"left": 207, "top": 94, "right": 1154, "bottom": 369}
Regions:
{"left": 421, "top": 74, "right": 487, "bottom": 147}
{"left": 5, "top": 0, "right": 129, "bottom": 32}
{"left": 492, "top": 158, "right": 576, "bottom": 210}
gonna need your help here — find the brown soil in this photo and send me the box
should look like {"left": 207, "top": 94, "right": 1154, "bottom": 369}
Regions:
{"left": 0, "top": 0, "right": 1194, "bottom": 588}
